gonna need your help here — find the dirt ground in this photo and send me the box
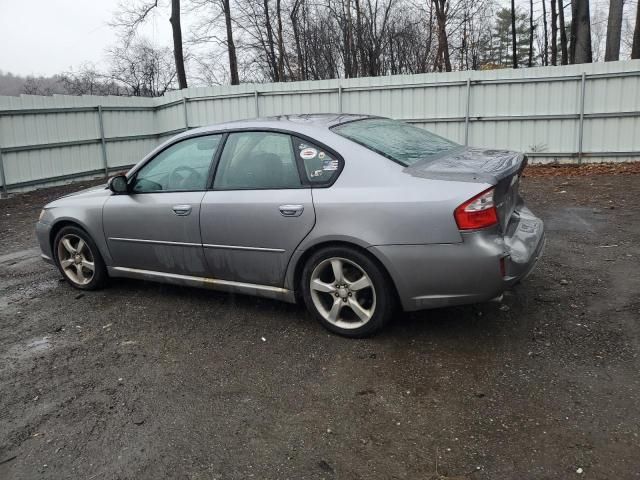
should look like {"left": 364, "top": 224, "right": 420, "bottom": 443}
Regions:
{"left": 1, "top": 165, "right": 639, "bottom": 480}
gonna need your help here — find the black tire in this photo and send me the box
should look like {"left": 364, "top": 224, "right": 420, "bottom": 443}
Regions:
{"left": 53, "top": 225, "right": 108, "bottom": 290}
{"left": 301, "top": 246, "right": 395, "bottom": 338}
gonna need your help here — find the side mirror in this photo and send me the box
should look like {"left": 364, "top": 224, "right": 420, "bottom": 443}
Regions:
{"left": 108, "top": 174, "right": 129, "bottom": 194}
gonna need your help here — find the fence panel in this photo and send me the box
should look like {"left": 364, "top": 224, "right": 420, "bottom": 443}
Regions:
{"left": 1, "top": 60, "right": 639, "bottom": 192}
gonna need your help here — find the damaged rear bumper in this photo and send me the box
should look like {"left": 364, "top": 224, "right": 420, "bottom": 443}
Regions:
{"left": 369, "top": 205, "right": 545, "bottom": 311}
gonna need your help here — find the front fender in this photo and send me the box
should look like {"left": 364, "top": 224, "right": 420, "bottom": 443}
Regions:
{"left": 43, "top": 202, "right": 112, "bottom": 266}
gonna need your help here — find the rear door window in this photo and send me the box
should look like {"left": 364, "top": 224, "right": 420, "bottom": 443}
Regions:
{"left": 213, "top": 132, "right": 302, "bottom": 189}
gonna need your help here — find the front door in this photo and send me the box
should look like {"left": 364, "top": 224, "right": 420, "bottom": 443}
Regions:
{"left": 103, "top": 134, "right": 222, "bottom": 276}
{"left": 200, "top": 131, "right": 315, "bottom": 287}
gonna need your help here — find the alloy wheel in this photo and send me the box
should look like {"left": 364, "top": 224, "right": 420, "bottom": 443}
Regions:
{"left": 309, "top": 257, "right": 376, "bottom": 329}
{"left": 57, "top": 234, "right": 95, "bottom": 286}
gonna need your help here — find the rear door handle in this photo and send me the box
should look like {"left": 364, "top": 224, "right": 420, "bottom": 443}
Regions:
{"left": 172, "top": 204, "right": 192, "bottom": 216}
{"left": 279, "top": 204, "right": 304, "bottom": 217}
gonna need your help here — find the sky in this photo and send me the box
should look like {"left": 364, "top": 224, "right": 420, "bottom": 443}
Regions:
{"left": 0, "top": 0, "right": 173, "bottom": 76}
{"left": 0, "top": 0, "right": 625, "bottom": 78}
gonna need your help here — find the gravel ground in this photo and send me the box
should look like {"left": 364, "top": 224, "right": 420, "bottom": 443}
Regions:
{"left": 1, "top": 167, "right": 639, "bottom": 480}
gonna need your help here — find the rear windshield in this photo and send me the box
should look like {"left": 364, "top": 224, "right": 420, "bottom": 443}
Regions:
{"left": 331, "top": 118, "right": 459, "bottom": 166}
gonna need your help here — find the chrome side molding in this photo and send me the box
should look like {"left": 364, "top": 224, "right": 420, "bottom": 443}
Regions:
{"left": 109, "top": 237, "right": 284, "bottom": 253}
{"left": 202, "top": 243, "right": 285, "bottom": 253}
{"left": 109, "top": 237, "right": 201, "bottom": 248}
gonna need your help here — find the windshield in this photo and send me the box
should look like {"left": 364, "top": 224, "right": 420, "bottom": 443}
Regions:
{"left": 332, "top": 118, "right": 460, "bottom": 166}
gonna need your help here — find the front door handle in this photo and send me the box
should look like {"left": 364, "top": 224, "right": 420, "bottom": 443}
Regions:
{"left": 172, "top": 204, "right": 192, "bottom": 216}
{"left": 279, "top": 204, "right": 304, "bottom": 217}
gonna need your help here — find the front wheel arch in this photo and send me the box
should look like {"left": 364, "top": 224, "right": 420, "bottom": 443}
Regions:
{"left": 49, "top": 220, "right": 90, "bottom": 253}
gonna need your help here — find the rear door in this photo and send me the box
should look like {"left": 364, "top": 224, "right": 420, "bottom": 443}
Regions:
{"left": 200, "top": 131, "right": 315, "bottom": 287}
{"left": 103, "top": 135, "right": 222, "bottom": 276}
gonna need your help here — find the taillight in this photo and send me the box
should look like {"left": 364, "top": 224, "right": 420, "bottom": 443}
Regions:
{"left": 454, "top": 187, "right": 499, "bottom": 230}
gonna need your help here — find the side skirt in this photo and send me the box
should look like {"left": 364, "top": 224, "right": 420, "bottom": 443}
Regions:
{"left": 107, "top": 266, "right": 297, "bottom": 304}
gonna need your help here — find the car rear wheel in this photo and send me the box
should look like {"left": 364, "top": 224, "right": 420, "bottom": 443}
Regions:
{"left": 301, "top": 246, "right": 394, "bottom": 337}
{"left": 54, "top": 226, "right": 107, "bottom": 290}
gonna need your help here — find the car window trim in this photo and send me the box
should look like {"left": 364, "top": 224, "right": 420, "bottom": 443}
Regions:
{"left": 206, "top": 132, "right": 229, "bottom": 189}
{"left": 126, "top": 127, "right": 345, "bottom": 193}
{"left": 127, "top": 133, "right": 224, "bottom": 194}
{"left": 212, "top": 127, "right": 345, "bottom": 189}
{"left": 208, "top": 129, "right": 327, "bottom": 192}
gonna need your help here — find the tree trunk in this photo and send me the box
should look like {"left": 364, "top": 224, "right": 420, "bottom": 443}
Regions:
{"left": 604, "top": 0, "right": 623, "bottom": 61}
{"left": 222, "top": 0, "right": 239, "bottom": 85}
{"left": 169, "top": 0, "right": 187, "bottom": 89}
{"left": 528, "top": 0, "right": 534, "bottom": 66}
{"left": 551, "top": 0, "right": 558, "bottom": 65}
{"left": 276, "top": 0, "right": 286, "bottom": 81}
{"left": 290, "top": 0, "right": 306, "bottom": 80}
{"left": 263, "top": 0, "right": 279, "bottom": 81}
{"left": 633, "top": 0, "right": 640, "bottom": 58}
{"left": 542, "top": 0, "right": 549, "bottom": 65}
{"left": 558, "top": 0, "right": 568, "bottom": 64}
{"left": 571, "top": 0, "right": 592, "bottom": 63}
{"left": 355, "top": 0, "right": 364, "bottom": 76}
{"left": 433, "top": 0, "right": 452, "bottom": 72}
{"left": 426, "top": 4, "right": 434, "bottom": 71}
{"left": 511, "top": 0, "right": 519, "bottom": 68}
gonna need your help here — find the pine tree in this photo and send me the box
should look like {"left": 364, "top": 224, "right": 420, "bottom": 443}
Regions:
{"left": 484, "top": 8, "right": 531, "bottom": 67}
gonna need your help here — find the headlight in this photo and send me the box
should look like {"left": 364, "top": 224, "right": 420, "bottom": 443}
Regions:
{"left": 38, "top": 209, "right": 46, "bottom": 221}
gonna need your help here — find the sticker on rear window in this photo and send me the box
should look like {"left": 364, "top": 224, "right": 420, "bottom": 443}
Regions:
{"left": 322, "top": 159, "right": 339, "bottom": 171}
{"left": 300, "top": 148, "right": 317, "bottom": 160}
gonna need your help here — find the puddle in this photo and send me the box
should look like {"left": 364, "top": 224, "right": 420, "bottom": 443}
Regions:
{"left": 544, "top": 207, "right": 608, "bottom": 233}
{"left": 0, "top": 278, "right": 60, "bottom": 309}
{"left": 26, "top": 337, "right": 51, "bottom": 353}
{"left": 1, "top": 336, "right": 54, "bottom": 365}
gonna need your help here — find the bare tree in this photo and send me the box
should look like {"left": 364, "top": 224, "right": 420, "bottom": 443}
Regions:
{"left": 510, "top": 0, "right": 518, "bottom": 67}
{"left": 222, "top": 0, "right": 240, "bottom": 84}
{"left": 558, "top": 0, "right": 568, "bottom": 63}
{"left": 541, "top": 0, "right": 549, "bottom": 65}
{"left": 189, "top": 0, "right": 240, "bottom": 84}
{"left": 570, "top": 0, "right": 592, "bottom": 63}
{"left": 604, "top": 0, "right": 624, "bottom": 61}
{"left": 551, "top": 0, "right": 558, "bottom": 64}
{"left": 170, "top": 0, "right": 188, "bottom": 88}
{"left": 634, "top": 0, "right": 640, "bottom": 58}
{"left": 107, "top": 39, "right": 177, "bottom": 96}
{"left": 433, "top": 0, "right": 453, "bottom": 71}
{"left": 112, "top": 0, "right": 187, "bottom": 88}
{"left": 59, "top": 65, "right": 126, "bottom": 96}
{"left": 528, "top": 0, "right": 534, "bottom": 66}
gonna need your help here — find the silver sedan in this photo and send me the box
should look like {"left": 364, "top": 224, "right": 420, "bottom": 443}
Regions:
{"left": 36, "top": 114, "right": 545, "bottom": 337}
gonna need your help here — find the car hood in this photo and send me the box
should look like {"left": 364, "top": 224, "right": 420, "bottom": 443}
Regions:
{"left": 46, "top": 184, "right": 110, "bottom": 208}
{"left": 404, "top": 147, "right": 525, "bottom": 185}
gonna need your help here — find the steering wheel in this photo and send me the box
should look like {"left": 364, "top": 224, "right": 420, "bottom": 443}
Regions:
{"left": 168, "top": 165, "right": 202, "bottom": 190}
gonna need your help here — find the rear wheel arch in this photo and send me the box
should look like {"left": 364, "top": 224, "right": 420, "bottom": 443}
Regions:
{"left": 292, "top": 240, "right": 400, "bottom": 305}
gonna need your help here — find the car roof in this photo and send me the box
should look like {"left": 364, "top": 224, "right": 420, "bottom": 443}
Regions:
{"left": 188, "top": 113, "right": 378, "bottom": 135}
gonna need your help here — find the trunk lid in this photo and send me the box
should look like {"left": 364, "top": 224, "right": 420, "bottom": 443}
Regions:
{"left": 405, "top": 147, "right": 528, "bottom": 231}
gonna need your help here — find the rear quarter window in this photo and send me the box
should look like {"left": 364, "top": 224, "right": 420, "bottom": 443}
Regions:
{"left": 293, "top": 138, "right": 341, "bottom": 185}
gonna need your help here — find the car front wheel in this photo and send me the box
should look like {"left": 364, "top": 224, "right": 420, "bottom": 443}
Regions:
{"left": 54, "top": 226, "right": 108, "bottom": 290}
{"left": 301, "top": 246, "right": 394, "bottom": 337}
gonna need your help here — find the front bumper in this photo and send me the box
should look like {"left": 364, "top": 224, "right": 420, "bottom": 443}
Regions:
{"left": 36, "top": 220, "right": 54, "bottom": 264}
{"left": 370, "top": 205, "right": 545, "bottom": 311}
